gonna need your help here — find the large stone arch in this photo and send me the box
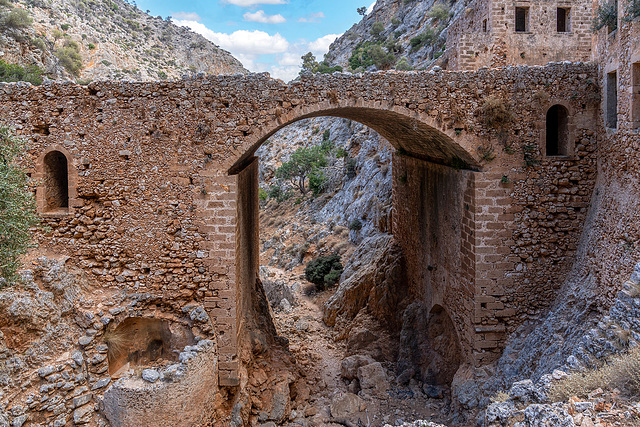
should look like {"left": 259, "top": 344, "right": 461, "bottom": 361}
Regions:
{"left": 226, "top": 100, "right": 481, "bottom": 384}
{"left": 229, "top": 99, "right": 481, "bottom": 174}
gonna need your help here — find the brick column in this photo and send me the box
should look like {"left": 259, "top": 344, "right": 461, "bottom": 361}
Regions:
{"left": 471, "top": 170, "right": 516, "bottom": 365}
{"left": 198, "top": 170, "right": 240, "bottom": 386}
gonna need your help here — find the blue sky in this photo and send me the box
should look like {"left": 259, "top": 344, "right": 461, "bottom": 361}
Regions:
{"left": 134, "top": 0, "right": 376, "bottom": 81}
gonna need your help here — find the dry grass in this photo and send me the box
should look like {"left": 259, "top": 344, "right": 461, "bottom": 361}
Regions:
{"left": 481, "top": 96, "right": 513, "bottom": 128}
{"left": 102, "top": 327, "right": 131, "bottom": 362}
{"left": 549, "top": 347, "right": 640, "bottom": 402}
{"left": 491, "top": 391, "right": 510, "bottom": 403}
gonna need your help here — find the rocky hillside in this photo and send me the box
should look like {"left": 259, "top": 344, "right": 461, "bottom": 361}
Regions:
{"left": 0, "top": 0, "right": 246, "bottom": 83}
{"left": 257, "top": 117, "right": 393, "bottom": 272}
{"left": 325, "top": 0, "right": 468, "bottom": 72}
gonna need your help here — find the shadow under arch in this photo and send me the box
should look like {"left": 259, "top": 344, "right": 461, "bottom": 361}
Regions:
{"left": 229, "top": 102, "right": 480, "bottom": 174}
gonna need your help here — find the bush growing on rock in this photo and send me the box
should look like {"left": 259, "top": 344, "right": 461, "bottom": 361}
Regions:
{"left": 2, "top": 8, "right": 32, "bottom": 29}
{"left": 0, "top": 59, "right": 43, "bottom": 85}
{"left": 0, "top": 126, "right": 40, "bottom": 284}
{"left": 56, "top": 40, "right": 83, "bottom": 76}
{"left": 305, "top": 254, "right": 343, "bottom": 290}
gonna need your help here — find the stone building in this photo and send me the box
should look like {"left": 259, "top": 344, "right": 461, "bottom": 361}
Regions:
{"left": 444, "top": 0, "right": 593, "bottom": 70}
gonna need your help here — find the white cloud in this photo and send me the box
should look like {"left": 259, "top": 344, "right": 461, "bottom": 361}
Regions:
{"left": 173, "top": 19, "right": 342, "bottom": 82}
{"left": 297, "top": 12, "right": 325, "bottom": 23}
{"left": 221, "top": 0, "right": 286, "bottom": 6}
{"left": 243, "top": 10, "right": 286, "bottom": 23}
{"left": 173, "top": 20, "right": 290, "bottom": 55}
{"left": 307, "top": 34, "right": 341, "bottom": 58}
{"left": 366, "top": 1, "right": 375, "bottom": 14}
{"left": 172, "top": 11, "right": 201, "bottom": 21}
{"left": 278, "top": 52, "right": 302, "bottom": 67}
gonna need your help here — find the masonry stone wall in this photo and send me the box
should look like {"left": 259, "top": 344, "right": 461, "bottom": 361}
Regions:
{"left": 444, "top": 0, "right": 592, "bottom": 71}
{"left": 579, "top": 8, "right": 640, "bottom": 307}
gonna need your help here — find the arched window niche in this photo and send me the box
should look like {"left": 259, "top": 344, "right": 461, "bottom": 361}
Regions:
{"left": 36, "top": 146, "right": 76, "bottom": 215}
{"left": 545, "top": 104, "right": 571, "bottom": 157}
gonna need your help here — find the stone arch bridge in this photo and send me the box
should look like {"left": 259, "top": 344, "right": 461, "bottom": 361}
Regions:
{"left": 4, "top": 62, "right": 598, "bottom": 386}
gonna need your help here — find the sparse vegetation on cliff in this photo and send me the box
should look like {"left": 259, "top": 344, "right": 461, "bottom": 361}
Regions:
{"left": 0, "top": 59, "right": 43, "bottom": 84}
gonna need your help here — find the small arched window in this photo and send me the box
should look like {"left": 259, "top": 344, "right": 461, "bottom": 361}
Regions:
{"left": 43, "top": 151, "right": 69, "bottom": 211}
{"left": 546, "top": 104, "right": 570, "bottom": 156}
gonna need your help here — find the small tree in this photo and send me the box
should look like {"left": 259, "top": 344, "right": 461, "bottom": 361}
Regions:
{"left": 301, "top": 52, "right": 318, "bottom": 73}
{"left": 0, "top": 125, "right": 40, "bottom": 284}
{"left": 275, "top": 146, "right": 327, "bottom": 194}
{"left": 357, "top": 6, "right": 367, "bottom": 16}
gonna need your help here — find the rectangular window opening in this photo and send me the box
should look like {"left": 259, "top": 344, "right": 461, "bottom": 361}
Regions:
{"left": 607, "top": 71, "right": 618, "bottom": 129}
{"left": 482, "top": 19, "right": 488, "bottom": 32}
{"left": 557, "top": 7, "right": 569, "bottom": 32}
{"left": 633, "top": 63, "right": 640, "bottom": 129}
{"left": 515, "top": 7, "right": 529, "bottom": 32}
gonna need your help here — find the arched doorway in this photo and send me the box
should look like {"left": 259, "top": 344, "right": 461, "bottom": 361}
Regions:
{"left": 43, "top": 150, "right": 69, "bottom": 212}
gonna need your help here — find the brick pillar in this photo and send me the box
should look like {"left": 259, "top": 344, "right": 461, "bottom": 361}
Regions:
{"left": 471, "top": 170, "right": 516, "bottom": 366}
{"left": 198, "top": 169, "right": 240, "bottom": 386}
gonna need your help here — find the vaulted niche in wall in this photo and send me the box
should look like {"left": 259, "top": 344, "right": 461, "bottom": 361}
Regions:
{"left": 515, "top": 6, "right": 529, "bottom": 32}
{"left": 104, "top": 318, "right": 196, "bottom": 377}
{"left": 557, "top": 7, "right": 570, "bottom": 32}
{"left": 632, "top": 62, "right": 640, "bottom": 129}
{"left": 43, "top": 150, "right": 69, "bottom": 212}
{"left": 546, "top": 104, "right": 570, "bottom": 156}
{"left": 607, "top": 71, "right": 618, "bottom": 129}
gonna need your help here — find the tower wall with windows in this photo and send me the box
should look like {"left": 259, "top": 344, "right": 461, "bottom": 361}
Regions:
{"left": 444, "top": 0, "right": 593, "bottom": 71}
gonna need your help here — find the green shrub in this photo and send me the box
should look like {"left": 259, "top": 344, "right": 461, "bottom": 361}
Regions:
{"left": 345, "top": 158, "right": 357, "bottom": 179}
{"left": 391, "top": 16, "right": 401, "bottom": 27}
{"left": 428, "top": 2, "right": 451, "bottom": 21}
{"left": 322, "top": 129, "right": 330, "bottom": 141}
{"left": 60, "top": 23, "right": 70, "bottom": 30}
{"left": 335, "top": 148, "right": 347, "bottom": 158}
{"left": 625, "top": 0, "right": 640, "bottom": 21}
{"left": 87, "top": 42, "right": 95, "bottom": 49}
{"left": 395, "top": 56, "right": 413, "bottom": 71}
{"left": 308, "top": 168, "right": 326, "bottom": 196}
{"left": 0, "top": 59, "right": 43, "bottom": 85}
{"left": 370, "top": 21, "right": 385, "bottom": 39}
{"left": 0, "top": 125, "right": 40, "bottom": 284}
{"left": 31, "top": 37, "right": 45, "bottom": 51}
{"left": 349, "top": 218, "right": 363, "bottom": 231}
{"left": 367, "top": 44, "right": 396, "bottom": 69}
{"left": 3, "top": 8, "right": 32, "bottom": 28}
{"left": 258, "top": 187, "right": 268, "bottom": 202}
{"left": 410, "top": 28, "right": 436, "bottom": 52}
{"left": 320, "top": 138, "right": 334, "bottom": 153}
{"left": 592, "top": 1, "right": 617, "bottom": 32}
{"left": 304, "top": 254, "right": 343, "bottom": 290}
{"left": 268, "top": 185, "right": 291, "bottom": 203}
{"left": 56, "top": 41, "right": 83, "bottom": 76}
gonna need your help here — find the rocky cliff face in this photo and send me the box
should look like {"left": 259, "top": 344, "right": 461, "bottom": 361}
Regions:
{"left": 0, "top": 0, "right": 246, "bottom": 82}
{"left": 257, "top": 116, "right": 393, "bottom": 271}
{"left": 325, "top": 0, "right": 468, "bottom": 71}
